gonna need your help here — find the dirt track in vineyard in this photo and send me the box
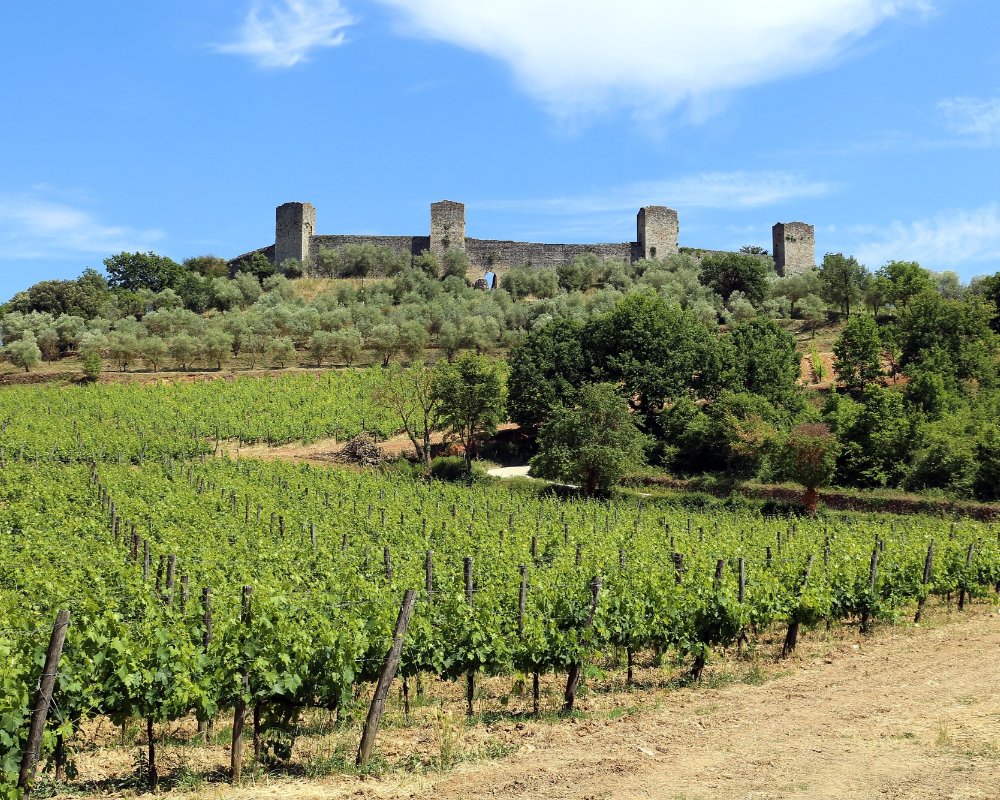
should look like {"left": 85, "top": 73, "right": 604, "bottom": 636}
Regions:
{"left": 180, "top": 606, "right": 1000, "bottom": 800}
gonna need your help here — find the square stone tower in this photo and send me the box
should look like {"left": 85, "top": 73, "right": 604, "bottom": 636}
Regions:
{"left": 275, "top": 202, "right": 316, "bottom": 266}
{"left": 637, "top": 206, "right": 679, "bottom": 259}
{"left": 772, "top": 222, "right": 815, "bottom": 276}
{"left": 430, "top": 200, "right": 466, "bottom": 261}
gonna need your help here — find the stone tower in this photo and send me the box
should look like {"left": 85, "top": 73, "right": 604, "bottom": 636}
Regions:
{"left": 430, "top": 200, "right": 466, "bottom": 262}
{"left": 275, "top": 202, "right": 316, "bottom": 266}
{"left": 772, "top": 222, "right": 815, "bottom": 276}
{"left": 637, "top": 206, "right": 679, "bottom": 259}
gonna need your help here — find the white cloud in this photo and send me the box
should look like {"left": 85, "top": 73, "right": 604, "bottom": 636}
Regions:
{"left": 478, "top": 171, "right": 834, "bottom": 215}
{"left": 939, "top": 96, "right": 1000, "bottom": 141}
{"left": 0, "top": 192, "right": 163, "bottom": 261}
{"left": 214, "top": 0, "right": 354, "bottom": 68}
{"left": 376, "top": 0, "right": 929, "bottom": 118}
{"left": 851, "top": 205, "right": 1000, "bottom": 269}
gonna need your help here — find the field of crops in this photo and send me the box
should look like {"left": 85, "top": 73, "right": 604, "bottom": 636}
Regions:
{"left": 2, "top": 374, "right": 1000, "bottom": 797}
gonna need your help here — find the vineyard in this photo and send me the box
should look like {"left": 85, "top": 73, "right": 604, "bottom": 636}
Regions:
{"left": 1, "top": 373, "right": 1000, "bottom": 797}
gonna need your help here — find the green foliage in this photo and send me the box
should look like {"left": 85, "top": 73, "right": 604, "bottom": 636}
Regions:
{"left": 819, "top": 253, "right": 868, "bottom": 317}
{"left": 4, "top": 336, "right": 41, "bottom": 373}
{"left": 4, "top": 269, "right": 111, "bottom": 318}
{"left": 834, "top": 314, "right": 882, "bottom": 388}
{"left": 878, "top": 260, "right": 932, "bottom": 308}
{"left": 583, "top": 292, "right": 717, "bottom": 418}
{"left": 530, "top": 383, "right": 650, "bottom": 496}
{"left": 896, "top": 292, "right": 998, "bottom": 386}
{"left": 429, "top": 456, "right": 472, "bottom": 482}
{"left": 432, "top": 355, "right": 506, "bottom": 463}
{"left": 780, "top": 423, "right": 839, "bottom": 491}
{"left": 699, "top": 252, "right": 770, "bottom": 305}
{"left": 507, "top": 319, "right": 585, "bottom": 429}
{"left": 823, "top": 386, "right": 913, "bottom": 487}
{"left": 720, "top": 318, "right": 802, "bottom": 413}
{"left": 103, "top": 252, "right": 184, "bottom": 294}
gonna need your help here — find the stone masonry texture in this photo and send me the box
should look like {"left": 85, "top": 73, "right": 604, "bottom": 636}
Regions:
{"left": 772, "top": 222, "right": 816, "bottom": 276}
{"left": 637, "top": 206, "right": 679, "bottom": 259}
{"left": 275, "top": 202, "right": 315, "bottom": 265}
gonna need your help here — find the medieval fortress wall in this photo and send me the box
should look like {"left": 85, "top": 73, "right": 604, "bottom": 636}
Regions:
{"left": 267, "top": 201, "right": 815, "bottom": 277}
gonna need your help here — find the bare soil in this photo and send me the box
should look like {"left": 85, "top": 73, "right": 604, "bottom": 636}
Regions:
{"left": 52, "top": 603, "right": 1000, "bottom": 800}
{"left": 216, "top": 424, "right": 520, "bottom": 463}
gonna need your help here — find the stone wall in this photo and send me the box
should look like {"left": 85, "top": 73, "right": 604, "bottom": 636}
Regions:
{"left": 772, "top": 222, "right": 815, "bottom": 276}
{"left": 464, "top": 238, "right": 638, "bottom": 269}
{"left": 310, "top": 234, "right": 430, "bottom": 262}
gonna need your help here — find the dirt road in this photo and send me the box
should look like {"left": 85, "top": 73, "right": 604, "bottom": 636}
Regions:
{"left": 199, "top": 607, "right": 999, "bottom": 800}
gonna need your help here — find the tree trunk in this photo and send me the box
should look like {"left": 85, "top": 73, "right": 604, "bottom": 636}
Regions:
{"left": 782, "top": 621, "right": 800, "bottom": 658}
{"left": 803, "top": 487, "right": 819, "bottom": 515}
{"left": 690, "top": 653, "right": 706, "bottom": 683}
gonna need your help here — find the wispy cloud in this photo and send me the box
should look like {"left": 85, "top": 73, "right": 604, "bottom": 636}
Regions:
{"left": 0, "top": 191, "right": 163, "bottom": 261}
{"left": 376, "top": 0, "right": 930, "bottom": 120}
{"left": 939, "top": 95, "right": 1000, "bottom": 143}
{"left": 214, "top": 0, "right": 355, "bottom": 68}
{"left": 477, "top": 171, "right": 835, "bottom": 215}
{"left": 850, "top": 205, "right": 1000, "bottom": 268}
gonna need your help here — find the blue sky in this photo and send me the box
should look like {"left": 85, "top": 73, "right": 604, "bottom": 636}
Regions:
{"left": 1, "top": 0, "right": 998, "bottom": 301}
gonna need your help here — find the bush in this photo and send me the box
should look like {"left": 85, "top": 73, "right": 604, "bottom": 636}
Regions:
{"left": 429, "top": 456, "right": 472, "bottom": 482}
{"left": 81, "top": 350, "right": 102, "bottom": 382}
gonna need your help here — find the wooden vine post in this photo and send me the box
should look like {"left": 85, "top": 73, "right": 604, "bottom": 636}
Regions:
{"left": 914, "top": 540, "right": 934, "bottom": 623}
{"left": 231, "top": 585, "right": 252, "bottom": 782}
{"left": 18, "top": 610, "right": 70, "bottom": 796}
{"left": 464, "top": 556, "right": 475, "bottom": 716}
{"left": 564, "top": 577, "right": 601, "bottom": 713}
{"left": 357, "top": 589, "right": 417, "bottom": 769}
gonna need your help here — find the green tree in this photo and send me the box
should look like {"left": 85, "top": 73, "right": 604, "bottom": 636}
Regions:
{"left": 108, "top": 332, "right": 140, "bottom": 372}
{"left": 864, "top": 274, "right": 893, "bottom": 316}
{"left": 4, "top": 336, "right": 41, "bottom": 372}
{"left": 331, "top": 329, "right": 362, "bottom": 366}
{"left": 375, "top": 363, "right": 443, "bottom": 467}
{"left": 442, "top": 250, "right": 470, "bottom": 280}
{"left": 896, "top": 292, "right": 998, "bottom": 386}
{"left": 269, "top": 336, "right": 297, "bottom": 368}
{"left": 432, "top": 354, "right": 506, "bottom": 464}
{"left": 819, "top": 253, "right": 868, "bottom": 317}
{"left": 583, "top": 292, "right": 717, "bottom": 419}
{"left": 168, "top": 333, "right": 199, "bottom": 370}
{"left": 699, "top": 252, "right": 770, "bottom": 305}
{"left": 508, "top": 318, "right": 585, "bottom": 430}
{"left": 140, "top": 336, "right": 168, "bottom": 372}
{"left": 183, "top": 255, "right": 230, "bottom": 278}
{"left": 970, "top": 271, "right": 999, "bottom": 332}
{"left": 232, "top": 251, "right": 276, "bottom": 282}
{"left": 879, "top": 260, "right": 932, "bottom": 308}
{"left": 720, "top": 318, "right": 802, "bottom": 413}
{"left": 368, "top": 322, "right": 400, "bottom": 368}
{"left": 772, "top": 269, "right": 821, "bottom": 317}
{"left": 530, "top": 383, "right": 650, "bottom": 496}
{"left": 104, "top": 252, "right": 183, "bottom": 293}
{"left": 823, "top": 385, "right": 912, "bottom": 487}
{"left": 974, "top": 425, "right": 1000, "bottom": 501}
{"left": 780, "top": 423, "right": 840, "bottom": 513}
{"left": 201, "top": 328, "right": 234, "bottom": 370}
{"left": 308, "top": 330, "right": 337, "bottom": 367}
{"left": 833, "top": 314, "right": 882, "bottom": 388}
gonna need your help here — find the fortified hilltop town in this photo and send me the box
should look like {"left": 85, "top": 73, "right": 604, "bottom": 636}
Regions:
{"left": 243, "top": 201, "right": 815, "bottom": 277}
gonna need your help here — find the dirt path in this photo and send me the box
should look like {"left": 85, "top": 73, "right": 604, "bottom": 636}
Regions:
{"left": 195, "top": 608, "right": 1000, "bottom": 800}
